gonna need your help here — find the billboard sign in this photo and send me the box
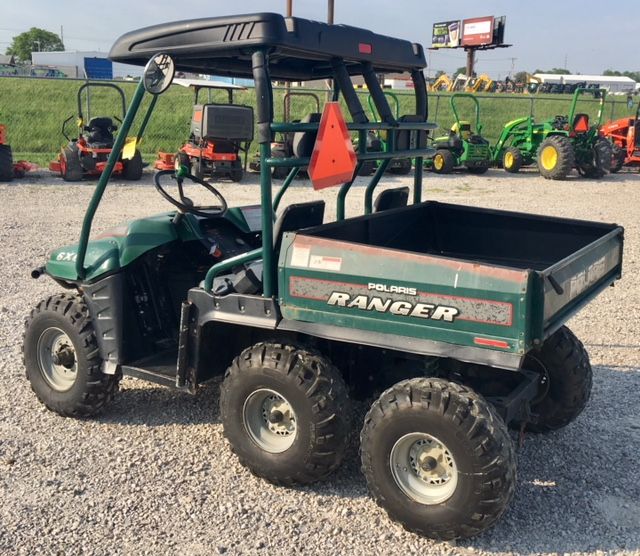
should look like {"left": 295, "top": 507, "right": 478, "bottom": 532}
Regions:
{"left": 461, "top": 16, "right": 495, "bottom": 46}
{"left": 431, "top": 20, "right": 461, "bottom": 48}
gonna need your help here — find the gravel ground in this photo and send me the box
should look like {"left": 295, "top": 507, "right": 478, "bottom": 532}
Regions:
{"left": 1, "top": 168, "right": 640, "bottom": 555}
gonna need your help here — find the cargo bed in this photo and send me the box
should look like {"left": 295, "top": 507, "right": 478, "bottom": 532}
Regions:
{"left": 278, "top": 202, "right": 623, "bottom": 370}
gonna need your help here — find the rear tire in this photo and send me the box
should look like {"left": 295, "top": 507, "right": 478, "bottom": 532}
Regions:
{"left": 122, "top": 149, "right": 143, "bottom": 180}
{"left": 220, "top": 342, "right": 352, "bottom": 486}
{"left": 520, "top": 326, "right": 592, "bottom": 433}
{"left": 431, "top": 150, "right": 455, "bottom": 174}
{"left": 502, "top": 146, "right": 523, "bottom": 173}
{"left": 467, "top": 164, "right": 490, "bottom": 175}
{"left": 0, "top": 144, "right": 13, "bottom": 181}
{"left": 191, "top": 157, "right": 204, "bottom": 180}
{"left": 537, "top": 135, "right": 575, "bottom": 180}
{"left": 579, "top": 136, "right": 612, "bottom": 178}
{"left": 230, "top": 160, "right": 243, "bottom": 182}
{"left": 61, "top": 146, "right": 83, "bottom": 182}
{"left": 361, "top": 378, "right": 516, "bottom": 540}
{"left": 22, "top": 293, "right": 120, "bottom": 417}
{"left": 610, "top": 144, "right": 625, "bottom": 173}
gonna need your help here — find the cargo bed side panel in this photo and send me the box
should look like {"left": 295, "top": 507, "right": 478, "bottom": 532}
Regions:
{"left": 541, "top": 227, "right": 623, "bottom": 336}
{"left": 279, "top": 234, "right": 531, "bottom": 355}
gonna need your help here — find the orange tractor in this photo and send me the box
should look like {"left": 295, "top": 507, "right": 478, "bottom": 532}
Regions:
{"left": 154, "top": 79, "right": 253, "bottom": 182}
{"left": 50, "top": 83, "right": 143, "bottom": 181}
{"left": 600, "top": 100, "right": 640, "bottom": 172}
{"left": 0, "top": 124, "right": 37, "bottom": 181}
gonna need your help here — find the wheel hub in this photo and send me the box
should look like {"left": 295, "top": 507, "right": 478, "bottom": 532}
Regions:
{"left": 390, "top": 432, "right": 458, "bottom": 505}
{"left": 243, "top": 389, "right": 298, "bottom": 453}
{"left": 409, "top": 438, "right": 455, "bottom": 485}
{"left": 262, "top": 395, "right": 296, "bottom": 436}
{"left": 36, "top": 328, "right": 78, "bottom": 392}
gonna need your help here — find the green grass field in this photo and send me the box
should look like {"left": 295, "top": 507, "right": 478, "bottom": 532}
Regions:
{"left": 0, "top": 77, "right": 634, "bottom": 167}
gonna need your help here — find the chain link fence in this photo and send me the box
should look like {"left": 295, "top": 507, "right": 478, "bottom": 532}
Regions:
{"left": 0, "top": 76, "right": 635, "bottom": 169}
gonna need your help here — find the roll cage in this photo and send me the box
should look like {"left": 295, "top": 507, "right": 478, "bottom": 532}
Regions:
{"left": 75, "top": 12, "right": 436, "bottom": 301}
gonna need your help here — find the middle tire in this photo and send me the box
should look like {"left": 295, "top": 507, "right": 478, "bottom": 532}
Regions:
{"left": 220, "top": 342, "right": 351, "bottom": 486}
{"left": 360, "top": 377, "right": 516, "bottom": 541}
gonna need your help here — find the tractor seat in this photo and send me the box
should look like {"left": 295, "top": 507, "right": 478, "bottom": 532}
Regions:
{"left": 292, "top": 113, "right": 321, "bottom": 158}
{"left": 572, "top": 113, "right": 590, "bottom": 133}
{"left": 374, "top": 187, "right": 409, "bottom": 212}
{"left": 468, "top": 135, "right": 489, "bottom": 145}
{"left": 211, "top": 200, "right": 325, "bottom": 296}
{"left": 85, "top": 117, "right": 116, "bottom": 147}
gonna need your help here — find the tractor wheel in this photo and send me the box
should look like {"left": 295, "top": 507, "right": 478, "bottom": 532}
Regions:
{"left": 272, "top": 166, "right": 290, "bottom": 180}
{"left": 175, "top": 151, "right": 190, "bottom": 171}
{"left": 389, "top": 158, "right": 412, "bottom": 175}
{"left": 22, "top": 293, "right": 120, "bottom": 417}
{"left": 190, "top": 157, "right": 204, "bottom": 180}
{"left": 431, "top": 150, "right": 455, "bottom": 174}
{"left": 361, "top": 378, "right": 516, "bottom": 541}
{"left": 610, "top": 145, "right": 625, "bottom": 174}
{"left": 467, "top": 164, "right": 490, "bottom": 175}
{"left": 580, "top": 136, "right": 612, "bottom": 179}
{"left": 61, "top": 146, "right": 83, "bottom": 182}
{"left": 122, "top": 149, "right": 143, "bottom": 180}
{"left": 230, "top": 160, "right": 244, "bottom": 182}
{"left": 519, "top": 326, "right": 592, "bottom": 433}
{"left": 502, "top": 147, "right": 523, "bottom": 173}
{"left": 357, "top": 160, "right": 376, "bottom": 176}
{"left": 220, "top": 342, "right": 352, "bottom": 486}
{"left": 0, "top": 144, "right": 14, "bottom": 181}
{"left": 537, "top": 135, "right": 575, "bottom": 180}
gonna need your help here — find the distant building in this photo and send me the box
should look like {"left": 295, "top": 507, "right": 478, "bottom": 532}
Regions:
{"left": 31, "top": 51, "right": 143, "bottom": 80}
{"left": 533, "top": 73, "right": 636, "bottom": 94}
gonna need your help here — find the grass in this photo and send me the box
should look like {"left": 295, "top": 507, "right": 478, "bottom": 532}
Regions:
{"left": 0, "top": 76, "right": 635, "bottom": 167}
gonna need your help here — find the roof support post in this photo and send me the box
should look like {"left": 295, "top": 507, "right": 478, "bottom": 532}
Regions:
{"left": 252, "top": 49, "right": 275, "bottom": 297}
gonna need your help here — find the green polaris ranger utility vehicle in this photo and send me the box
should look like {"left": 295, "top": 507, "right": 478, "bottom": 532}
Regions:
{"left": 23, "top": 13, "right": 624, "bottom": 541}
{"left": 427, "top": 93, "right": 492, "bottom": 174}
{"left": 493, "top": 87, "right": 612, "bottom": 179}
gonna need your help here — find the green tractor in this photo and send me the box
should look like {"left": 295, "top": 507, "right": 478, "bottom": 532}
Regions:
{"left": 493, "top": 87, "right": 612, "bottom": 179}
{"left": 23, "top": 13, "right": 624, "bottom": 542}
{"left": 427, "top": 93, "right": 492, "bottom": 174}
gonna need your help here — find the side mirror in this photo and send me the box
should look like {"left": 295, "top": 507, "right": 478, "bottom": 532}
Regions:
{"left": 143, "top": 53, "right": 175, "bottom": 95}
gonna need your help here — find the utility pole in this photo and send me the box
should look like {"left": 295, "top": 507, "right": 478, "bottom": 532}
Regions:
{"left": 465, "top": 49, "right": 474, "bottom": 78}
{"left": 60, "top": 25, "right": 64, "bottom": 46}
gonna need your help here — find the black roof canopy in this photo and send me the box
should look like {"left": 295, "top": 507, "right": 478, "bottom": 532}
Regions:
{"left": 109, "top": 12, "right": 426, "bottom": 80}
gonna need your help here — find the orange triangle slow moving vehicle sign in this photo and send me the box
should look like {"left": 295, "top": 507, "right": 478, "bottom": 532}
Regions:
{"left": 308, "top": 102, "right": 357, "bottom": 190}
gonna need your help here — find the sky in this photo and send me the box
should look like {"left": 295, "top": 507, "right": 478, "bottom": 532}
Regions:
{"left": 1, "top": 0, "right": 638, "bottom": 79}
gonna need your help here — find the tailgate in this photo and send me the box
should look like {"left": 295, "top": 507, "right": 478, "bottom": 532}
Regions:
{"left": 539, "top": 226, "right": 623, "bottom": 336}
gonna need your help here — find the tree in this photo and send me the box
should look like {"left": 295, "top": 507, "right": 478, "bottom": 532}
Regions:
{"left": 434, "top": 70, "right": 446, "bottom": 79}
{"left": 534, "top": 68, "right": 571, "bottom": 75}
{"left": 6, "top": 28, "right": 64, "bottom": 62}
{"left": 513, "top": 71, "right": 529, "bottom": 83}
{"left": 454, "top": 66, "right": 467, "bottom": 77}
{"left": 603, "top": 69, "right": 640, "bottom": 82}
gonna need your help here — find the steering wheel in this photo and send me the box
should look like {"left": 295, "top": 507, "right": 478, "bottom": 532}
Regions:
{"left": 154, "top": 169, "right": 227, "bottom": 217}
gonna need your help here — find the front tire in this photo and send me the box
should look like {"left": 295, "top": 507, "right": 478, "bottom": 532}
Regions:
{"left": 22, "top": 293, "right": 119, "bottom": 417}
{"left": 521, "top": 326, "right": 592, "bottom": 433}
{"left": 503, "top": 146, "right": 523, "bottom": 173}
{"left": 431, "top": 149, "right": 455, "bottom": 174}
{"left": 220, "top": 342, "right": 351, "bottom": 485}
{"left": 361, "top": 378, "right": 516, "bottom": 540}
